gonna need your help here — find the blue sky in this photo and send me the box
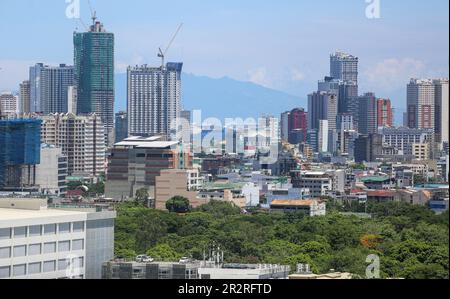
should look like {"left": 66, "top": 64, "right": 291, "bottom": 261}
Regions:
{"left": 0, "top": 0, "right": 448, "bottom": 119}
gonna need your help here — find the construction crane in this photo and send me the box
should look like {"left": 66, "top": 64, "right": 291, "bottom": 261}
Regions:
{"left": 87, "top": 0, "right": 97, "bottom": 25}
{"left": 158, "top": 23, "right": 183, "bottom": 69}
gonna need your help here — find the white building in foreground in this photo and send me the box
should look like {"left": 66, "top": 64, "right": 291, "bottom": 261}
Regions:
{"left": 0, "top": 199, "right": 116, "bottom": 279}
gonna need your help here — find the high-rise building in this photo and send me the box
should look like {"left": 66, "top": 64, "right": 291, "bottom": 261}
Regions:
{"left": 41, "top": 113, "right": 106, "bottom": 177}
{"left": 354, "top": 134, "right": 383, "bottom": 163}
{"left": 280, "top": 111, "right": 290, "bottom": 142}
{"left": 318, "top": 120, "right": 329, "bottom": 153}
{"left": 407, "top": 79, "right": 435, "bottom": 131}
{"left": 127, "top": 63, "right": 183, "bottom": 138}
{"left": 379, "top": 127, "right": 435, "bottom": 155}
{"left": 29, "top": 63, "right": 74, "bottom": 114}
{"left": 0, "top": 92, "right": 19, "bottom": 115}
{"left": 288, "top": 108, "right": 307, "bottom": 144}
{"left": 20, "top": 80, "right": 31, "bottom": 114}
{"left": 358, "top": 92, "right": 378, "bottom": 135}
{"left": 67, "top": 86, "right": 78, "bottom": 114}
{"left": 433, "top": 78, "right": 449, "bottom": 144}
{"left": 0, "top": 119, "right": 42, "bottom": 190}
{"left": 114, "top": 111, "right": 128, "bottom": 143}
{"left": 307, "top": 91, "right": 338, "bottom": 131}
{"left": 74, "top": 19, "right": 115, "bottom": 144}
{"left": 330, "top": 51, "right": 359, "bottom": 84}
{"left": 318, "top": 76, "right": 358, "bottom": 114}
{"left": 377, "top": 98, "right": 394, "bottom": 128}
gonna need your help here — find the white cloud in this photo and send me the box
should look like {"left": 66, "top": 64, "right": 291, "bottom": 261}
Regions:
{"left": 248, "top": 67, "right": 271, "bottom": 87}
{"left": 364, "top": 58, "right": 426, "bottom": 91}
{"left": 291, "top": 68, "right": 305, "bottom": 82}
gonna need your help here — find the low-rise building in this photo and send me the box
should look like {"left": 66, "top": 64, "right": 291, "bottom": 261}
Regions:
{"left": 290, "top": 171, "right": 332, "bottom": 197}
{"left": 0, "top": 198, "right": 116, "bottom": 279}
{"left": 102, "top": 260, "right": 200, "bottom": 279}
{"left": 270, "top": 199, "right": 326, "bottom": 216}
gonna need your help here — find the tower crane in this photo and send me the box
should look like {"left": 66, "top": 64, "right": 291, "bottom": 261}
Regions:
{"left": 158, "top": 23, "right": 183, "bottom": 69}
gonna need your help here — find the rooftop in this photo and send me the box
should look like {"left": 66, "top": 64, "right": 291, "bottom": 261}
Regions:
{"left": 271, "top": 200, "right": 321, "bottom": 206}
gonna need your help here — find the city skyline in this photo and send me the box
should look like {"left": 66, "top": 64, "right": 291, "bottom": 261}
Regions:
{"left": 0, "top": 0, "right": 448, "bottom": 119}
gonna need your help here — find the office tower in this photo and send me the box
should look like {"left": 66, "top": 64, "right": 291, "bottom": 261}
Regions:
{"left": 434, "top": 78, "right": 449, "bottom": 144}
{"left": 358, "top": 92, "right": 378, "bottom": 135}
{"left": 114, "top": 111, "right": 128, "bottom": 143}
{"left": 0, "top": 119, "right": 41, "bottom": 190}
{"left": 288, "top": 108, "right": 307, "bottom": 144}
{"left": 127, "top": 63, "right": 183, "bottom": 138}
{"left": 330, "top": 51, "right": 359, "bottom": 84}
{"left": 67, "top": 86, "right": 77, "bottom": 114}
{"left": 307, "top": 91, "right": 338, "bottom": 131}
{"left": 407, "top": 79, "right": 435, "bottom": 131}
{"left": 20, "top": 80, "right": 31, "bottom": 114}
{"left": 35, "top": 144, "right": 68, "bottom": 196}
{"left": 74, "top": 19, "right": 115, "bottom": 144}
{"left": 0, "top": 198, "right": 116, "bottom": 279}
{"left": 105, "top": 136, "right": 191, "bottom": 200}
{"left": 29, "top": 63, "right": 74, "bottom": 114}
{"left": 377, "top": 98, "right": 394, "bottom": 128}
{"left": 354, "top": 134, "right": 383, "bottom": 163}
{"left": 280, "top": 111, "right": 290, "bottom": 142}
{"left": 0, "top": 92, "right": 18, "bottom": 115}
{"left": 337, "top": 114, "right": 357, "bottom": 157}
{"left": 41, "top": 113, "right": 106, "bottom": 177}
{"left": 337, "top": 113, "right": 354, "bottom": 131}
{"left": 318, "top": 76, "right": 358, "bottom": 114}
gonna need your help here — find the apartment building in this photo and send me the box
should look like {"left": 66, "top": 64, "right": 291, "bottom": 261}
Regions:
{"left": 40, "top": 113, "right": 106, "bottom": 177}
{"left": 0, "top": 198, "right": 116, "bottom": 279}
{"left": 290, "top": 171, "right": 332, "bottom": 197}
{"left": 35, "top": 145, "right": 68, "bottom": 196}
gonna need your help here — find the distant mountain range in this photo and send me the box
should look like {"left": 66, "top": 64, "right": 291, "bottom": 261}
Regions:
{"left": 115, "top": 73, "right": 305, "bottom": 120}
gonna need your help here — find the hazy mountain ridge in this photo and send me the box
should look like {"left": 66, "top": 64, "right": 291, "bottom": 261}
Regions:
{"left": 115, "top": 73, "right": 305, "bottom": 120}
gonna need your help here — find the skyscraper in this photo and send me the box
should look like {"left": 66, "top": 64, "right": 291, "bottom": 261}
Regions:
{"left": 318, "top": 76, "right": 358, "bottom": 114}
{"left": 358, "top": 92, "right": 378, "bottom": 135}
{"left": 307, "top": 91, "right": 338, "bottom": 131}
{"left": 74, "top": 19, "right": 115, "bottom": 143}
{"left": 376, "top": 98, "right": 394, "bottom": 128}
{"left": 20, "top": 80, "right": 31, "bottom": 114}
{"left": 288, "top": 108, "right": 308, "bottom": 144}
{"left": 128, "top": 63, "right": 183, "bottom": 137}
{"left": 29, "top": 63, "right": 74, "bottom": 114}
{"left": 330, "top": 51, "right": 359, "bottom": 84}
{"left": 280, "top": 111, "right": 290, "bottom": 142}
{"left": 433, "top": 78, "right": 449, "bottom": 144}
{"left": 407, "top": 79, "right": 435, "bottom": 131}
{"left": 41, "top": 113, "right": 106, "bottom": 177}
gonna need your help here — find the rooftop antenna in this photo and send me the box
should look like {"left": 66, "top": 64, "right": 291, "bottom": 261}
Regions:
{"left": 158, "top": 23, "right": 183, "bottom": 69}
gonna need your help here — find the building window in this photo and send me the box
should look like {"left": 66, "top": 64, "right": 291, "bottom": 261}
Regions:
{"left": 44, "top": 242, "right": 56, "bottom": 254}
{"left": 44, "top": 224, "right": 57, "bottom": 235}
{"left": 43, "top": 261, "right": 56, "bottom": 273}
{"left": 13, "top": 264, "right": 26, "bottom": 277}
{"left": 73, "top": 222, "right": 84, "bottom": 233}
{"left": 13, "top": 245, "right": 27, "bottom": 257}
{"left": 28, "top": 244, "right": 42, "bottom": 256}
{"left": 0, "top": 266, "right": 10, "bottom": 278}
{"left": 58, "top": 240, "right": 71, "bottom": 252}
{"left": 0, "top": 247, "right": 11, "bottom": 259}
{"left": 58, "top": 223, "right": 71, "bottom": 234}
{"left": 72, "top": 239, "right": 84, "bottom": 251}
{"left": 28, "top": 262, "right": 42, "bottom": 275}
{"left": 29, "top": 225, "right": 42, "bottom": 237}
{"left": 14, "top": 226, "right": 27, "bottom": 238}
{"left": 0, "top": 228, "right": 11, "bottom": 240}
{"left": 58, "top": 259, "right": 69, "bottom": 271}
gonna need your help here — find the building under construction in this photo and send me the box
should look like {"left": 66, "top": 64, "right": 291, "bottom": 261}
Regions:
{"left": 0, "top": 119, "right": 41, "bottom": 190}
